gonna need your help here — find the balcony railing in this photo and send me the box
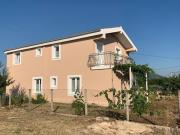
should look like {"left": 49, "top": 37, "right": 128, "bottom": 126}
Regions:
{"left": 87, "top": 51, "right": 134, "bottom": 67}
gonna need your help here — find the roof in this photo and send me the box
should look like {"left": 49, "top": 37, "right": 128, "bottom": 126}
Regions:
{"left": 4, "top": 26, "right": 137, "bottom": 54}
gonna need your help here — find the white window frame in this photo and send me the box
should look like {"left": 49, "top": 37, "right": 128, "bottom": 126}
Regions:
{"left": 32, "top": 77, "right": 43, "bottom": 94}
{"left": 115, "top": 46, "right": 122, "bottom": 61}
{"left": 35, "top": 48, "right": 42, "bottom": 57}
{"left": 67, "top": 75, "right": 82, "bottom": 96}
{"left": 115, "top": 46, "right": 122, "bottom": 55}
{"left": 95, "top": 41, "right": 104, "bottom": 54}
{"left": 13, "top": 52, "right": 21, "bottom": 65}
{"left": 50, "top": 76, "right": 58, "bottom": 89}
{"left": 52, "top": 45, "right": 61, "bottom": 60}
{"left": 91, "top": 41, "right": 111, "bottom": 69}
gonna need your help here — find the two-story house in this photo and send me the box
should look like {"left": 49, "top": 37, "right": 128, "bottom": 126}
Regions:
{"left": 4, "top": 26, "right": 137, "bottom": 105}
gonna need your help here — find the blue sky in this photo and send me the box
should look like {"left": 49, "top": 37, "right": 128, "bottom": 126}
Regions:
{"left": 0, "top": 0, "right": 180, "bottom": 75}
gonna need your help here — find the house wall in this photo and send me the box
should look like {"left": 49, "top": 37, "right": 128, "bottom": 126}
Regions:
{"left": 6, "top": 34, "right": 128, "bottom": 105}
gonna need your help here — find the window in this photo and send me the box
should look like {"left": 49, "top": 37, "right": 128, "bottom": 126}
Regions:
{"left": 52, "top": 45, "right": 61, "bottom": 59}
{"left": 96, "top": 41, "right": 104, "bottom": 65}
{"left": 36, "top": 48, "right": 42, "bottom": 56}
{"left": 50, "top": 76, "right": 58, "bottom": 89}
{"left": 68, "top": 75, "right": 81, "bottom": 95}
{"left": 13, "top": 52, "right": 21, "bottom": 65}
{"left": 115, "top": 47, "right": 122, "bottom": 61}
{"left": 96, "top": 41, "right": 104, "bottom": 54}
{"left": 32, "top": 77, "right": 43, "bottom": 93}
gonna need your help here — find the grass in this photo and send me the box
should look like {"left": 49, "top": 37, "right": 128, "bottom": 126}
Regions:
{"left": 0, "top": 95, "right": 178, "bottom": 135}
{"left": 18, "top": 95, "right": 178, "bottom": 127}
{"left": 0, "top": 95, "right": 179, "bottom": 135}
{"left": 0, "top": 107, "right": 96, "bottom": 135}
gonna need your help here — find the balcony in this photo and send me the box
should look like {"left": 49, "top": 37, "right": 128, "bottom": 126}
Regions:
{"left": 87, "top": 51, "right": 133, "bottom": 68}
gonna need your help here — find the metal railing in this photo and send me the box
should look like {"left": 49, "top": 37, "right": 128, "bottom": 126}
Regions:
{"left": 87, "top": 51, "right": 134, "bottom": 67}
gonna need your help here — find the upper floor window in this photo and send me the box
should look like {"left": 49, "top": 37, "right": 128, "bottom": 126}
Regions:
{"left": 115, "top": 47, "right": 122, "bottom": 61}
{"left": 36, "top": 48, "right": 42, "bottom": 57}
{"left": 96, "top": 41, "right": 104, "bottom": 54}
{"left": 52, "top": 45, "right": 61, "bottom": 60}
{"left": 13, "top": 52, "right": 21, "bottom": 65}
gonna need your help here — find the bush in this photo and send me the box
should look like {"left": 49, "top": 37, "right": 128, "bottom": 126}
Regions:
{"left": 10, "top": 85, "right": 28, "bottom": 106}
{"left": 32, "top": 94, "right": 47, "bottom": 104}
{"left": 132, "top": 93, "right": 149, "bottom": 116}
{"left": 72, "top": 91, "right": 85, "bottom": 115}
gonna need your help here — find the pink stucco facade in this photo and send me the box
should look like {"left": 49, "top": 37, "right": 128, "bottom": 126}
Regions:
{"left": 5, "top": 28, "right": 136, "bottom": 105}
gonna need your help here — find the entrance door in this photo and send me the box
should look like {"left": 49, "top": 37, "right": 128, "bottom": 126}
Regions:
{"left": 96, "top": 41, "right": 104, "bottom": 65}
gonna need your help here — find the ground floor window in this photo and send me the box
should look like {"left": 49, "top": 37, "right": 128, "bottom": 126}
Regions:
{"left": 32, "top": 77, "right": 43, "bottom": 93}
{"left": 50, "top": 76, "right": 58, "bottom": 89}
{"left": 67, "top": 75, "right": 81, "bottom": 95}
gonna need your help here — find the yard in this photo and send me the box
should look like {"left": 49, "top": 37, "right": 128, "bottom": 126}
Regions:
{"left": 0, "top": 95, "right": 179, "bottom": 135}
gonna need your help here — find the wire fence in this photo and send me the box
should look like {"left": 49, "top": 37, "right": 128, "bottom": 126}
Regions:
{"left": 0, "top": 89, "right": 178, "bottom": 125}
{"left": 1, "top": 88, "right": 130, "bottom": 120}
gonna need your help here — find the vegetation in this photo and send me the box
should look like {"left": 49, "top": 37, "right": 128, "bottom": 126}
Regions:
{"left": 0, "top": 62, "right": 14, "bottom": 94}
{"left": 96, "top": 63, "right": 154, "bottom": 117}
{"left": 10, "top": 84, "right": 28, "bottom": 106}
{"left": 130, "top": 87, "right": 149, "bottom": 116}
{"left": 72, "top": 91, "right": 85, "bottom": 115}
{"left": 96, "top": 88, "right": 126, "bottom": 109}
{"left": 113, "top": 64, "right": 153, "bottom": 88}
{"left": 149, "top": 74, "right": 180, "bottom": 94}
{"left": 32, "top": 94, "right": 47, "bottom": 104}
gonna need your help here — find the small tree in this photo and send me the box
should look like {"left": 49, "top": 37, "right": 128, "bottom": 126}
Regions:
{"left": 72, "top": 91, "right": 85, "bottom": 115}
{"left": 0, "top": 63, "right": 14, "bottom": 94}
{"left": 130, "top": 87, "right": 149, "bottom": 116}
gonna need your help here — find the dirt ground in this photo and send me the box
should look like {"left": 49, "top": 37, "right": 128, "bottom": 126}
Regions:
{"left": 0, "top": 107, "right": 179, "bottom": 135}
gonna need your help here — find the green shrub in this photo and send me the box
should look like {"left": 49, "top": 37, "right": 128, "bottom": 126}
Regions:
{"left": 10, "top": 85, "right": 28, "bottom": 106}
{"left": 132, "top": 93, "right": 149, "bottom": 116}
{"left": 32, "top": 94, "right": 47, "bottom": 104}
{"left": 72, "top": 91, "right": 85, "bottom": 115}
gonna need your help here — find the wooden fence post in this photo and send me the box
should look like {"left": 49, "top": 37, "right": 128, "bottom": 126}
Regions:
{"left": 126, "top": 91, "right": 130, "bottom": 121}
{"left": 84, "top": 89, "right": 88, "bottom": 116}
{"left": 9, "top": 90, "right": 11, "bottom": 109}
{"left": 0, "top": 94, "right": 2, "bottom": 107}
{"left": 145, "top": 72, "right": 149, "bottom": 102}
{"left": 126, "top": 66, "right": 132, "bottom": 121}
{"left": 51, "top": 89, "right": 54, "bottom": 112}
{"left": 178, "top": 90, "right": 180, "bottom": 119}
{"left": 28, "top": 89, "right": 32, "bottom": 111}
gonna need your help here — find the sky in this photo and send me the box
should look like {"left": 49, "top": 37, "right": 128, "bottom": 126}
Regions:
{"left": 0, "top": 0, "right": 180, "bottom": 76}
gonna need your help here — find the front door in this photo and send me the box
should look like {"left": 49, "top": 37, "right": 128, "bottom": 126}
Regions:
{"left": 96, "top": 41, "right": 104, "bottom": 65}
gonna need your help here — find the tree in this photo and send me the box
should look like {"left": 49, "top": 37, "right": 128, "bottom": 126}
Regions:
{"left": 0, "top": 62, "right": 14, "bottom": 94}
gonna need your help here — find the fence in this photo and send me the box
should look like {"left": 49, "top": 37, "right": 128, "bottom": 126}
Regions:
{"left": 3, "top": 88, "right": 131, "bottom": 120}
{"left": 0, "top": 89, "right": 178, "bottom": 126}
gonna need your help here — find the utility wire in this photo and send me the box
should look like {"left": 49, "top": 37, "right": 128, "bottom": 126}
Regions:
{"left": 133, "top": 53, "right": 180, "bottom": 60}
{"left": 153, "top": 65, "right": 180, "bottom": 70}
